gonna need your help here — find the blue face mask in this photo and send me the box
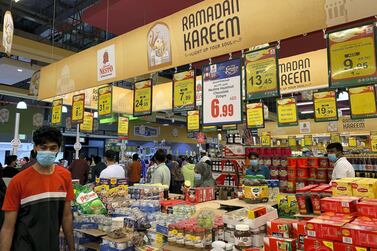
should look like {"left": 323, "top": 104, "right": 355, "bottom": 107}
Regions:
{"left": 195, "top": 173, "right": 202, "bottom": 181}
{"left": 328, "top": 153, "right": 338, "bottom": 163}
{"left": 250, "top": 160, "right": 259, "bottom": 167}
{"left": 37, "top": 151, "right": 57, "bottom": 167}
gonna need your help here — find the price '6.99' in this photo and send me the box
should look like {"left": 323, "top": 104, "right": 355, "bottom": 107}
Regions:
{"left": 211, "top": 99, "right": 234, "bottom": 118}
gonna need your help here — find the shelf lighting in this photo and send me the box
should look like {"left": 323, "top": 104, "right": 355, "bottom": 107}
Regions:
{"left": 16, "top": 101, "right": 27, "bottom": 110}
{"left": 301, "top": 110, "right": 314, "bottom": 114}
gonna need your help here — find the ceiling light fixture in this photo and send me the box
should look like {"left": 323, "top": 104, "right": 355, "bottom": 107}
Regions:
{"left": 17, "top": 68, "right": 23, "bottom": 72}
{"left": 339, "top": 107, "right": 350, "bottom": 111}
{"left": 296, "top": 101, "right": 313, "bottom": 106}
{"left": 337, "top": 91, "right": 349, "bottom": 101}
{"left": 163, "top": 123, "right": 169, "bottom": 126}
{"left": 301, "top": 110, "right": 314, "bottom": 114}
{"left": 62, "top": 106, "right": 68, "bottom": 113}
{"left": 16, "top": 101, "right": 27, "bottom": 109}
{"left": 93, "top": 112, "right": 98, "bottom": 118}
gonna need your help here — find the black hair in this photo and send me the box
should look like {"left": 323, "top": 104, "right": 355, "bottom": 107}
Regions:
{"left": 33, "top": 126, "right": 62, "bottom": 147}
{"left": 166, "top": 154, "right": 173, "bottom": 161}
{"left": 105, "top": 150, "right": 117, "bottom": 162}
{"left": 187, "top": 156, "right": 194, "bottom": 164}
{"left": 85, "top": 157, "right": 92, "bottom": 164}
{"left": 94, "top": 156, "right": 102, "bottom": 164}
{"left": 327, "top": 142, "right": 343, "bottom": 152}
{"left": 155, "top": 149, "right": 166, "bottom": 163}
{"left": 30, "top": 150, "right": 37, "bottom": 159}
{"left": 5, "top": 155, "right": 17, "bottom": 166}
{"left": 248, "top": 151, "right": 259, "bottom": 159}
{"left": 132, "top": 153, "right": 139, "bottom": 161}
{"left": 23, "top": 157, "right": 30, "bottom": 162}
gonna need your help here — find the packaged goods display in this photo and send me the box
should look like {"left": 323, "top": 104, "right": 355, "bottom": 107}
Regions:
{"left": 277, "top": 193, "right": 299, "bottom": 218}
{"left": 332, "top": 178, "right": 377, "bottom": 198}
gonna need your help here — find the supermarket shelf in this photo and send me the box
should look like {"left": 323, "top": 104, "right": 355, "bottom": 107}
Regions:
{"left": 294, "top": 213, "right": 318, "bottom": 219}
{"left": 74, "top": 229, "right": 106, "bottom": 237}
{"left": 82, "top": 242, "right": 100, "bottom": 251}
{"left": 356, "top": 170, "right": 377, "bottom": 172}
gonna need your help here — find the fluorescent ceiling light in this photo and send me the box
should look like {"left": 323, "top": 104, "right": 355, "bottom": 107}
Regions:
{"left": 16, "top": 101, "right": 27, "bottom": 109}
{"left": 17, "top": 68, "right": 23, "bottom": 72}
{"left": 93, "top": 111, "right": 98, "bottom": 118}
{"left": 337, "top": 91, "right": 349, "bottom": 101}
{"left": 163, "top": 123, "right": 169, "bottom": 126}
{"left": 339, "top": 108, "right": 350, "bottom": 111}
{"left": 62, "top": 106, "right": 68, "bottom": 113}
{"left": 301, "top": 110, "right": 314, "bottom": 114}
{"left": 297, "top": 101, "right": 313, "bottom": 106}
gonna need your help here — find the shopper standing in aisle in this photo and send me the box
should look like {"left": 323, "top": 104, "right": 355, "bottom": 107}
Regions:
{"left": 20, "top": 150, "right": 37, "bottom": 170}
{"left": 0, "top": 126, "right": 74, "bottom": 251}
{"left": 327, "top": 142, "right": 355, "bottom": 180}
{"left": 199, "top": 150, "right": 212, "bottom": 165}
{"left": 91, "top": 156, "right": 107, "bottom": 182}
{"left": 150, "top": 149, "right": 171, "bottom": 187}
{"left": 246, "top": 152, "right": 270, "bottom": 179}
{"left": 128, "top": 153, "right": 142, "bottom": 185}
{"left": 68, "top": 153, "right": 90, "bottom": 185}
{"left": 194, "top": 161, "right": 215, "bottom": 187}
{"left": 170, "top": 157, "right": 184, "bottom": 194}
{"left": 146, "top": 156, "right": 158, "bottom": 184}
{"left": 100, "top": 150, "right": 125, "bottom": 179}
{"left": 182, "top": 156, "right": 196, "bottom": 187}
{"left": 2, "top": 155, "right": 19, "bottom": 178}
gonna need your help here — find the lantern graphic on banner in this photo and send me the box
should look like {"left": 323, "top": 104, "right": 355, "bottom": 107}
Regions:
{"left": 147, "top": 23, "right": 172, "bottom": 69}
{"left": 2, "top": 11, "right": 14, "bottom": 56}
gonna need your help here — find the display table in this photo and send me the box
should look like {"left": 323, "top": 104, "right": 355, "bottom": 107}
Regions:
{"left": 218, "top": 198, "right": 277, "bottom": 208}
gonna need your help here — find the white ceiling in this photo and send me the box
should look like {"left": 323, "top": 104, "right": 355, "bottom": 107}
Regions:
{"left": 0, "top": 57, "right": 40, "bottom": 85}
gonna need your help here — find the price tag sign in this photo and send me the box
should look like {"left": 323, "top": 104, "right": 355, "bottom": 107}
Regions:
{"left": 288, "top": 136, "right": 296, "bottom": 147}
{"left": 330, "top": 133, "right": 341, "bottom": 143}
{"left": 370, "top": 132, "right": 377, "bottom": 152}
{"left": 71, "top": 93, "right": 85, "bottom": 124}
{"left": 277, "top": 98, "right": 298, "bottom": 127}
{"left": 98, "top": 85, "right": 112, "bottom": 117}
{"left": 313, "top": 90, "right": 338, "bottom": 122}
{"left": 348, "top": 137, "right": 357, "bottom": 147}
{"left": 80, "top": 112, "right": 93, "bottom": 132}
{"left": 261, "top": 133, "right": 271, "bottom": 146}
{"left": 117, "top": 116, "right": 129, "bottom": 136}
{"left": 187, "top": 110, "right": 200, "bottom": 132}
{"left": 246, "top": 103, "right": 264, "bottom": 129}
{"left": 134, "top": 80, "right": 152, "bottom": 116}
{"left": 246, "top": 47, "right": 279, "bottom": 99}
{"left": 51, "top": 99, "right": 63, "bottom": 125}
{"left": 202, "top": 59, "right": 242, "bottom": 125}
{"left": 328, "top": 24, "right": 377, "bottom": 88}
{"left": 304, "top": 135, "right": 313, "bottom": 146}
{"left": 173, "top": 70, "right": 195, "bottom": 112}
{"left": 349, "top": 85, "right": 377, "bottom": 119}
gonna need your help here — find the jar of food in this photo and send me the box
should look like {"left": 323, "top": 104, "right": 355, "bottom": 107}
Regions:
{"left": 193, "top": 227, "right": 205, "bottom": 250}
{"left": 224, "top": 224, "right": 235, "bottom": 243}
{"left": 234, "top": 224, "right": 252, "bottom": 250}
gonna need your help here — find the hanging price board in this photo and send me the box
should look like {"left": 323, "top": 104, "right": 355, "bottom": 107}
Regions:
{"left": 348, "top": 137, "right": 357, "bottom": 147}
{"left": 173, "top": 70, "right": 195, "bottom": 112}
{"left": 328, "top": 24, "right": 377, "bottom": 88}
{"left": 313, "top": 90, "right": 338, "bottom": 122}
{"left": 202, "top": 59, "right": 242, "bottom": 125}
{"left": 330, "top": 133, "right": 341, "bottom": 143}
{"left": 304, "top": 135, "right": 313, "bottom": 146}
{"left": 98, "top": 85, "right": 112, "bottom": 117}
{"left": 370, "top": 132, "right": 377, "bottom": 152}
{"left": 187, "top": 110, "right": 200, "bottom": 132}
{"left": 349, "top": 85, "right": 377, "bottom": 119}
{"left": 261, "top": 133, "right": 271, "bottom": 146}
{"left": 117, "top": 116, "right": 129, "bottom": 136}
{"left": 133, "top": 79, "right": 152, "bottom": 116}
{"left": 51, "top": 98, "right": 63, "bottom": 125}
{"left": 288, "top": 136, "right": 296, "bottom": 147}
{"left": 80, "top": 112, "right": 93, "bottom": 132}
{"left": 71, "top": 93, "right": 85, "bottom": 124}
{"left": 246, "top": 47, "right": 279, "bottom": 99}
{"left": 277, "top": 98, "right": 298, "bottom": 127}
{"left": 246, "top": 103, "right": 265, "bottom": 129}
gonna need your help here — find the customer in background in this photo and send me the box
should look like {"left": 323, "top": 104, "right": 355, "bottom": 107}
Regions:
{"left": 246, "top": 152, "right": 270, "bottom": 179}
{"left": 0, "top": 168, "right": 6, "bottom": 227}
{"left": 166, "top": 154, "right": 173, "bottom": 169}
{"left": 127, "top": 153, "right": 142, "bottom": 185}
{"left": 146, "top": 156, "right": 157, "bottom": 184}
{"left": 327, "top": 142, "right": 355, "bottom": 180}
{"left": 20, "top": 150, "right": 37, "bottom": 170}
{"left": 170, "top": 157, "right": 184, "bottom": 194}
{"left": 91, "top": 156, "right": 107, "bottom": 182}
{"left": 199, "top": 150, "right": 211, "bottom": 165}
{"left": 151, "top": 149, "right": 171, "bottom": 187}
{"left": 194, "top": 161, "right": 215, "bottom": 187}
{"left": 69, "top": 153, "right": 90, "bottom": 185}
{"left": 182, "top": 156, "right": 196, "bottom": 187}
{"left": 2, "top": 155, "right": 19, "bottom": 178}
{"left": 100, "top": 150, "right": 125, "bottom": 179}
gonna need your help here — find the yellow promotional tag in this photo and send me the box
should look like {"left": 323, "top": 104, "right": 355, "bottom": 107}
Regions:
{"left": 304, "top": 135, "right": 312, "bottom": 146}
{"left": 277, "top": 98, "right": 298, "bottom": 126}
{"left": 72, "top": 94, "right": 85, "bottom": 123}
{"left": 173, "top": 70, "right": 195, "bottom": 111}
{"left": 117, "top": 116, "right": 129, "bottom": 136}
{"left": 370, "top": 132, "right": 377, "bottom": 152}
{"left": 80, "top": 112, "right": 93, "bottom": 132}
{"left": 348, "top": 137, "right": 357, "bottom": 147}
{"left": 134, "top": 80, "right": 152, "bottom": 116}
{"left": 261, "top": 133, "right": 271, "bottom": 146}
{"left": 288, "top": 136, "right": 296, "bottom": 147}
{"left": 330, "top": 133, "right": 341, "bottom": 143}
{"left": 349, "top": 85, "right": 377, "bottom": 119}
{"left": 314, "top": 90, "right": 337, "bottom": 122}
{"left": 98, "top": 86, "right": 112, "bottom": 117}
{"left": 246, "top": 103, "right": 264, "bottom": 128}
{"left": 187, "top": 110, "right": 200, "bottom": 132}
{"left": 51, "top": 99, "right": 63, "bottom": 125}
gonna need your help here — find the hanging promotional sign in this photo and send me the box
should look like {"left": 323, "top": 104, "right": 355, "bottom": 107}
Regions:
{"left": 133, "top": 79, "right": 152, "bottom": 116}
{"left": 187, "top": 110, "right": 200, "bottom": 132}
{"left": 313, "top": 90, "right": 338, "bottom": 122}
{"left": 202, "top": 59, "right": 242, "bottom": 126}
{"left": 328, "top": 24, "right": 377, "bottom": 88}
{"left": 80, "top": 112, "right": 93, "bottom": 133}
{"left": 370, "top": 131, "right": 377, "bottom": 152}
{"left": 348, "top": 137, "right": 357, "bottom": 147}
{"left": 173, "top": 70, "right": 195, "bottom": 112}
{"left": 277, "top": 98, "right": 298, "bottom": 127}
{"left": 246, "top": 103, "right": 264, "bottom": 129}
{"left": 349, "top": 85, "right": 377, "bottom": 119}
{"left": 117, "top": 116, "right": 129, "bottom": 136}
{"left": 261, "top": 132, "right": 271, "bottom": 146}
{"left": 97, "top": 44, "right": 116, "bottom": 81}
{"left": 245, "top": 47, "right": 279, "bottom": 99}
{"left": 51, "top": 99, "right": 63, "bottom": 125}
{"left": 98, "top": 85, "right": 112, "bottom": 118}
{"left": 2, "top": 11, "right": 14, "bottom": 56}
{"left": 304, "top": 135, "right": 313, "bottom": 146}
{"left": 288, "top": 136, "right": 296, "bottom": 147}
{"left": 330, "top": 133, "right": 341, "bottom": 143}
{"left": 71, "top": 94, "right": 85, "bottom": 124}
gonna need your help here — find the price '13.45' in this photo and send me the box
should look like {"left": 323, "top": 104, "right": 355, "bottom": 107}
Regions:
{"left": 211, "top": 99, "right": 233, "bottom": 118}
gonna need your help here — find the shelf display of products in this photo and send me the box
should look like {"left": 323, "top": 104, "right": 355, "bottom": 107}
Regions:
{"left": 347, "top": 154, "right": 377, "bottom": 178}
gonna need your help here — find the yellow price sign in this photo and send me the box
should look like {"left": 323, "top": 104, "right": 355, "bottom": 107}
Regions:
{"left": 304, "top": 135, "right": 312, "bottom": 146}
{"left": 348, "top": 137, "right": 357, "bottom": 147}
{"left": 330, "top": 133, "right": 341, "bottom": 143}
{"left": 98, "top": 86, "right": 112, "bottom": 117}
{"left": 246, "top": 47, "right": 279, "bottom": 99}
{"left": 349, "top": 85, "right": 377, "bottom": 119}
{"left": 202, "top": 126, "right": 217, "bottom": 132}
{"left": 328, "top": 24, "right": 377, "bottom": 87}
{"left": 117, "top": 116, "right": 129, "bottom": 136}
{"left": 313, "top": 90, "right": 338, "bottom": 122}
{"left": 80, "top": 112, "right": 93, "bottom": 132}
{"left": 187, "top": 110, "right": 200, "bottom": 132}
{"left": 246, "top": 103, "right": 264, "bottom": 129}
{"left": 173, "top": 70, "right": 195, "bottom": 112}
{"left": 277, "top": 98, "right": 298, "bottom": 127}
{"left": 51, "top": 99, "right": 63, "bottom": 125}
{"left": 71, "top": 94, "right": 85, "bottom": 123}
{"left": 288, "top": 136, "right": 296, "bottom": 147}
{"left": 370, "top": 132, "right": 377, "bottom": 152}
{"left": 133, "top": 80, "right": 152, "bottom": 116}
{"left": 261, "top": 133, "right": 271, "bottom": 146}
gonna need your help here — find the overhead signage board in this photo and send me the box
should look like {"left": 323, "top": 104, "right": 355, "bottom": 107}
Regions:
{"left": 133, "top": 79, "right": 152, "bottom": 116}
{"left": 187, "top": 110, "right": 200, "bottom": 132}
{"left": 97, "top": 44, "right": 116, "bottom": 81}
{"left": 277, "top": 98, "right": 298, "bottom": 127}
{"left": 71, "top": 93, "right": 85, "bottom": 124}
{"left": 51, "top": 98, "right": 63, "bottom": 125}
{"left": 173, "top": 70, "right": 195, "bottom": 112}
{"left": 98, "top": 85, "right": 113, "bottom": 118}
{"left": 313, "top": 90, "right": 338, "bottom": 122}
{"left": 246, "top": 103, "right": 264, "bottom": 129}
{"left": 202, "top": 59, "right": 242, "bottom": 126}
{"left": 349, "top": 85, "right": 377, "bottom": 119}
{"left": 80, "top": 112, "right": 93, "bottom": 133}
{"left": 117, "top": 116, "right": 129, "bottom": 136}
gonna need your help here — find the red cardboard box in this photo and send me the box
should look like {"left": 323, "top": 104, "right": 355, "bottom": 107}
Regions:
{"left": 267, "top": 218, "right": 299, "bottom": 239}
{"left": 304, "top": 237, "right": 334, "bottom": 251}
{"left": 310, "top": 185, "right": 332, "bottom": 214}
{"left": 318, "top": 212, "right": 356, "bottom": 222}
{"left": 292, "top": 220, "right": 307, "bottom": 250}
{"left": 320, "top": 196, "right": 359, "bottom": 214}
{"left": 333, "top": 242, "right": 368, "bottom": 251}
{"left": 306, "top": 218, "right": 348, "bottom": 242}
{"left": 357, "top": 198, "right": 377, "bottom": 218}
{"left": 342, "top": 222, "right": 377, "bottom": 248}
{"left": 264, "top": 237, "right": 296, "bottom": 251}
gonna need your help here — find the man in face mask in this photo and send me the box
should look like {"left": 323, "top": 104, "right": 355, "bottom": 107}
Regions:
{"left": 0, "top": 126, "right": 74, "bottom": 251}
{"left": 246, "top": 152, "right": 270, "bottom": 179}
{"left": 326, "top": 142, "right": 355, "bottom": 180}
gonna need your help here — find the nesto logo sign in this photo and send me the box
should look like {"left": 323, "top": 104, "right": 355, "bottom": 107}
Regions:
{"left": 97, "top": 44, "right": 116, "bottom": 81}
